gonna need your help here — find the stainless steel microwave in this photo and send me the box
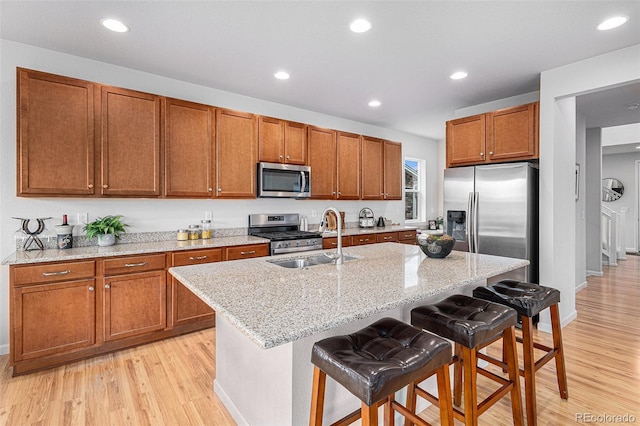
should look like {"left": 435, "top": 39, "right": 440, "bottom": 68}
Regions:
{"left": 257, "top": 162, "right": 311, "bottom": 198}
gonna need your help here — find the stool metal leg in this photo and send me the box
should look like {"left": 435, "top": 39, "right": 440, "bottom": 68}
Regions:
{"left": 504, "top": 326, "right": 525, "bottom": 426}
{"left": 550, "top": 304, "right": 569, "bottom": 400}
{"left": 310, "top": 367, "right": 326, "bottom": 426}
{"left": 521, "top": 315, "right": 537, "bottom": 426}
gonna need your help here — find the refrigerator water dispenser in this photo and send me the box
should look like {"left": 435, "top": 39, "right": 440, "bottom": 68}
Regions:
{"left": 447, "top": 210, "right": 466, "bottom": 243}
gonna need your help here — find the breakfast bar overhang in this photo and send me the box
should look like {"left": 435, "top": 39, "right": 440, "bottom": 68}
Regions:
{"left": 169, "top": 243, "right": 529, "bottom": 425}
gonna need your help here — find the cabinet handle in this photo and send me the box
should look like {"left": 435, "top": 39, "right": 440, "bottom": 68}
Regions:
{"left": 189, "top": 255, "right": 208, "bottom": 260}
{"left": 286, "top": 155, "right": 290, "bottom": 159}
{"left": 240, "top": 250, "right": 256, "bottom": 255}
{"left": 218, "top": 188, "right": 222, "bottom": 192}
{"left": 360, "top": 238, "right": 369, "bottom": 242}
{"left": 489, "top": 151, "right": 494, "bottom": 155}
{"left": 103, "top": 184, "right": 109, "bottom": 189}
{"left": 89, "top": 286, "right": 95, "bottom": 292}
{"left": 88, "top": 184, "right": 94, "bottom": 189}
{"left": 42, "top": 270, "right": 71, "bottom": 276}
{"left": 383, "top": 236, "right": 393, "bottom": 240}
{"left": 332, "top": 191, "right": 336, "bottom": 195}
{"left": 480, "top": 152, "right": 484, "bottom": 156}
{"left": 125, "top": 261, "right": 148, "bottom": 267}
{"left": 208, "top": 188, "right": 213, "bottom": 192}
{"left": 105, "top": 284, "right": 111, "bottom": 289}
{"left": 279, "top": 155, "right": 283, "bottom": 159}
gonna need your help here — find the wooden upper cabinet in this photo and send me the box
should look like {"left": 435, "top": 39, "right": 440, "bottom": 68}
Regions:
{"left": 446, "top": 102, "right": 538, "bottom": 168}
{"left": 336, "top": 132, "right": 361, "bottom": 199}
{"left": 258, "top": 116, "right": 307, "bottom": 165}
{"left": 486, "top": 102, "right": 538, "bottom": 162}
{"left": 383, "top": 141, "right": 402, "bottom": 200}
{"left": 164, "top": 98, "right": 215, "bottom": 197}
{"left": 100, "top": 86, "right": 161, "bottom": 196}
{"left": 17, "top": 68, "right": 95, "bottom": 196}
{"left": 308, "top": 126, "right": 336, "bottom": 199}
{"left": 446, "top": 114, "right": 486, "bottom": 167}
{"left": 215, "top": 109, "right": 257, "bottom": 198}
{"left": 361, "top": 136, "right": 385, "bottom": 200}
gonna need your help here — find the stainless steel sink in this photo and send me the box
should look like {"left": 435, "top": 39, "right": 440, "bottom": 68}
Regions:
{"left": 267, "top": 253, "right": 357, "bottom": 269}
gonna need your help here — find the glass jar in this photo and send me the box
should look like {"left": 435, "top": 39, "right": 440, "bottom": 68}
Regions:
{"left": 201, "top": 219, "right": 212, "bottom": 239}
{"left": 177, "top": 229, "right": 189, "bottom": 241}
{"left": 188, "top": 224, "right": 201, "bottom": 240}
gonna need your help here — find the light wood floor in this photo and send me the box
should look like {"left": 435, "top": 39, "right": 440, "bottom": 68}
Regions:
{"left": 1, "top": 257, "right": 639, "bottom": 425}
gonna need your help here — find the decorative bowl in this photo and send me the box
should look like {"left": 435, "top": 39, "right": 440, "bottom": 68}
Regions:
{"left": 417, "top": 233, "right": 456, "bottom": 258}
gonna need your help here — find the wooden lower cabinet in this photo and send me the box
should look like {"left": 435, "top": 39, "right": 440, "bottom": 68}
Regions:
{"left": 322, "top": 236, "right": 351, "bottom": 249}
{"left": 398, "top": 230, "right": 417, "bottom": 245}
{"left": 376, "top": 232, "right": 398, "bottom": 243}
{"left": 351, "top": 234, "right": 377, "bottom": 246}
{"left": 103, "top": 270, "right": 166, "bottom": 341}
{"left": 225, "top": 243, "right": 269, "bottom": 260}
{"left": 12, "top": 279, "right": 96, "bottom": 362}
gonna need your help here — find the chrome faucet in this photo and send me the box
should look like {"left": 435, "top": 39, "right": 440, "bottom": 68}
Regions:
{"left": 319, "top": 207, "right": 343, "bottom": 265}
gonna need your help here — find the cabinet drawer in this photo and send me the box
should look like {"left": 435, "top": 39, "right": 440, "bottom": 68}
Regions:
{"left": 13, "top": 261, "right": 96, "bottom": 286}
{"left": 398, "top": 230, "right": 417, "bottom": 242}
{"left": 225, "top": 244, "right": 269, "bottom": 261}
{"left": 351, "top": 234, "right": 376, "bottom": 246}
{"left": 103, "top": 254, "right": 166, "bottom": 275}
{"left": 172, "top": 248, "right": 223, "bottom": 266}
{"left": 376, "top": 232, "right": 398, "bottom": 243}
{"left": 322, "top": 236, "right": 351, "bottom": 249}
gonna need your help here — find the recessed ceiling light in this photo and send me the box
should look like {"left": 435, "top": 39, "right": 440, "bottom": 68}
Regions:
{"left": 597, "top": 16, "right": 628, "bottom": 30}
{"left": 635, "top": 146, "right": 640, "bottom": 150}
{"left": 625, "top": 103, "right": 639, "bottom": 110}
{"left": 450, "top": 71, "right": 468, "bottom": 80}
{"left": 101, "top": 18, "right": 129, "bottom": 33}
{"left": 350, "top": 19, "right": 372, "bottom": 33}
{"left": 368, "top": 100, "right": 381, "bottom": 107}
{"left": 274, "top": 71, "right": 290, "bottom": 80}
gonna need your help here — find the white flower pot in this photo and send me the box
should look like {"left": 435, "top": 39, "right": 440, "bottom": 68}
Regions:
{"left": 97, "top": 233, "right": 116, "bottom": 247}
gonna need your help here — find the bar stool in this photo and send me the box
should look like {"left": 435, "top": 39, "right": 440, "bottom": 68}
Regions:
{"left": 409, "top": 294, "right": 524, "bottom": 426}
{"left": 473, "top": 280, "right": 568, "bottom": 426}
{"left": 309, "top": 317, "right": 454, "bottom": 426}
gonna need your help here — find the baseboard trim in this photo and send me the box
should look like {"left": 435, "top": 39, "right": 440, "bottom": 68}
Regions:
{"left": 586, "top": 270, "right": 603, "bottom": 277}
{"left": 0, "top": 344, "right": 9, "bottom": 356}
{"left": 576, "top": 281, "right": 588, "bottom": 292}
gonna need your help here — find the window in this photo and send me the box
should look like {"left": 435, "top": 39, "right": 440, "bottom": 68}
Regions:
{"left": 404, "top": 158, "right": 425, "bottom": 222}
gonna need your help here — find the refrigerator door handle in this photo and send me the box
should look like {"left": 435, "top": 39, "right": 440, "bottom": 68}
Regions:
{"left": 473, "top": 192, "right": 479, "bottom": 253}
{"left": 467, "top": 192, "right": 474, "bottom": 253}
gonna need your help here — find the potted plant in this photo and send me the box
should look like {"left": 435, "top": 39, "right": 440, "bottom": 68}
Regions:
{"left": 83, "top": 215, "right": 129, "bottom": 247}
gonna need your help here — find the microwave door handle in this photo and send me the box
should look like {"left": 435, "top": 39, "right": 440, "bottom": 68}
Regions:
{"left": 300, "top": 171, "right": 306, "bottom": 195}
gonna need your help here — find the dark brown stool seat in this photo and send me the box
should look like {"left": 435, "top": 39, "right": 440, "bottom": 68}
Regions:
{"left": 473, "top": 280, "right": 568, "bottom": 426}
{"left": 409, "top": 294, "right": 524, "bottom": 426}
{"left": 309, "top": 317, "right": 454, "bottom": 426}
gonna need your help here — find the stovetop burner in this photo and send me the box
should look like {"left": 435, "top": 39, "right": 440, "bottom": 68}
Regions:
{"left": 251, "top": 230, "right": 322, "bottom": 241}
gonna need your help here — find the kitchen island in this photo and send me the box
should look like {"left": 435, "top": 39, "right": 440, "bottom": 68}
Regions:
{"left": 169, "top": 243, "right": 528, "bottom": 425}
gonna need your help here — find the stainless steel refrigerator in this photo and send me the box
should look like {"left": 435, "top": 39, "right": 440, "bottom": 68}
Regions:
{"left": 444, "top": 162, "right": 538, "bottom": 283}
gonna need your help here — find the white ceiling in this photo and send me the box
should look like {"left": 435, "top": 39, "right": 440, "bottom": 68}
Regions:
{"left": 1, "top": 1, "right": 639, "bottom": 140}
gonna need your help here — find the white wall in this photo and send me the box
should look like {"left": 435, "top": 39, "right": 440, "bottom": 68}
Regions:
{"left": 585, "top": 128, "right": 603, "bottom": 275}
{"left": 575, "top": 113, "right": 587, "bottom": 290}
{"left": 602, "top": 152, "right": 640, "bottom": 252}
{"left": 0, "top": 40, "right": 440, "bottom": 354}
{"left": 539, "top": 43, "right": 640, "bottom": 332}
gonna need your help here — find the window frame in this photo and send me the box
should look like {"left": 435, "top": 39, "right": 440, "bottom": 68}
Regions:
{"left": 404, "top": 157, "right": 426, "bottom": 224}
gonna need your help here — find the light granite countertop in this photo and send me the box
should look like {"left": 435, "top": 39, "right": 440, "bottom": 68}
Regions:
{"left": 169, "top": 243, "right": 528, "bottom": 349}
{"left": 2, "top": 235, "right": 269, "bottom": 265}
{"left": 321, "top": 225, "right": 416, "bottom": 237}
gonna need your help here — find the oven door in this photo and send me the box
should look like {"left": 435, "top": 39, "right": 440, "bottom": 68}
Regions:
{"left": 258, "top": 162, "right": 311, "bottom": 198}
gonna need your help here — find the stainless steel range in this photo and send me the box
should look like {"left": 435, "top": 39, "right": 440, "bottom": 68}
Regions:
{"left": 248, "top": 213, "right": 323, "bottom": 255}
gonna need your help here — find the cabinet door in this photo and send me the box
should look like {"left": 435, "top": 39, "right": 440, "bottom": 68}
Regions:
{"left": 169, "top": 249, "right": 220, "bottom": 327}
{"left": 216, "top": 109, "right": 257, "bottom": 198}
{"left": 322, "top": 236, "right": 351, "bottom": 249}
{"left": 17, "top": 68, "right": 95, "bottom": 196}
{"left": 377, "top": 232, "right": 398, "bottom": 243}
{"left": 361, "top": 136, "right": 385, "bottom": 200}
{"left": 308, "top": 126, "right": 336, "bottom": 199}
{"left": 351, "top": 234, "right": 377, "bottom": 246}
{"left": 12, "top": 279, "right": 96, "bottom": 361}
{"left": 284, "top": 121, "right": 307, "bottom": 165}
{"left": 446, "top": 114, "right": 486, "bottom": 167}
{"left": 336, "top": 132, "right": 361, "bottom": 200}
{"left": 383, "top": 141, "right": 402, "bottom": 200}
{"left": 103, "top": 270, "right": 166, "bottom": 341}
{"left": 258, "top": 116, "right": 284, "bottom": 163}
{"left": 164, "top": 98, "right": 215, "bottom": 197}
{"left": 101, "top": 86, "right": 161, "bottom": 196}
{"left": 486, "top": 102, "right": 538, "bottom": 162}
{"left": 225, "top": 243, "right": 269, "bottom": 260}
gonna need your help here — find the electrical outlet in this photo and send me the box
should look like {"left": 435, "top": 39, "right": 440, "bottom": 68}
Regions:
{"left": 205, "top": 211, "right": 213, "bottom": 220}
{"left": 77, "top": 212, "right": 88, "bottom": 225}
